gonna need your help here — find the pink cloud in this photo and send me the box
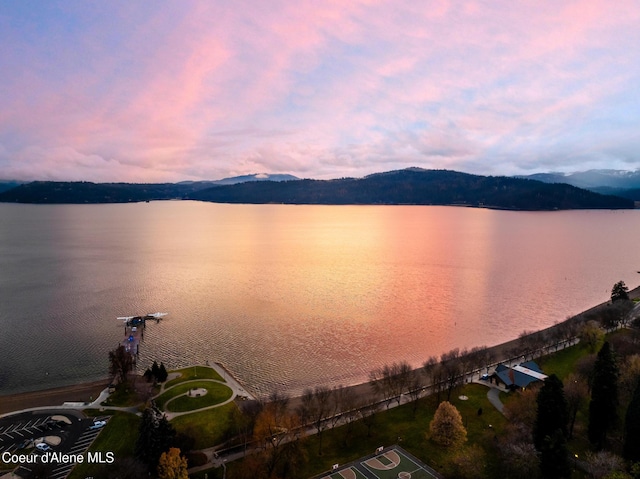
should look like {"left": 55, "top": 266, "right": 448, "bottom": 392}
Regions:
{"left": 0, "top": 0, "right": 639, "bottom": 181}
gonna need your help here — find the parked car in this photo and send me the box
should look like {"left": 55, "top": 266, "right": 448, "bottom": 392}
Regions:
{"left": 89, "top": 420, "right": 106, "bottom": 430}
{"left": 36, "top": 443, "right": 51, "bottom": 452}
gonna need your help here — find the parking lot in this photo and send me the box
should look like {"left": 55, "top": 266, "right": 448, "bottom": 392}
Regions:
{"left": 0, "top": 410, "right": 109, "bottom": 479}
{"left": 0, "top": 415, "right": 54, "bottom": 451}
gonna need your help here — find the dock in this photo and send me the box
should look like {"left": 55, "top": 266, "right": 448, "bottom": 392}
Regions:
{"left": 118, "top": 313, "right": 167, "bottom": 363}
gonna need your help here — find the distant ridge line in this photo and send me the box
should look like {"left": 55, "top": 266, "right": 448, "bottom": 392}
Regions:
{"left": 0, "top": 168, "right": 634, "bottom": 210}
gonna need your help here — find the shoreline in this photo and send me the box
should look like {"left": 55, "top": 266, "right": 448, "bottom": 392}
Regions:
{"left": 0, "top": 379, "right": 109, "bottom": 415}
{"left": 2, "top": 285, "right": 637, "bottom": 416}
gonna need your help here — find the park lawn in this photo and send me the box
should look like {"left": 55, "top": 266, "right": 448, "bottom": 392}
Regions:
{"left": 538, "top": 328, "right": 631, "bottom": 381}
{"left": 67, "top": 412, "right": 140, "bottom": 479}
{"left": 165, "top": 383, "right": 233, "bottom": 412}
{"left": 164, "top": 366, "right": 224, "bottom": 389}
{"left": 155, "top": 380, "right": 232, "bottom": 410}
{"left": 537, "top": 343, "right": 591, "bottom": 380}
{"left": 171, "top": 402, "right": 237, "bottom": 449}
{"left": 292, "top": 383, "right": 506, "bottom": 478}
{"left": 102, "top": 383, "right": 142, "bottom": 407}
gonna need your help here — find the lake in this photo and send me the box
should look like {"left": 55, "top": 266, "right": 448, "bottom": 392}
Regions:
{"left": 0, "top": 202, "right": 638, "bottom": 397}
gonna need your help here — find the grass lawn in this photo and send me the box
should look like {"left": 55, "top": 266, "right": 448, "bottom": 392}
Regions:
{"left": 171, "top": 402, "right": 237, "bottom": 449}
{"left": 67, "top": 412, "right": 140, "bottom": 479}
{"left": 165, "top": 383, "right": 233, "bottom": 412}
{"left": 102, "top": 383, "right": 142, "bottom": 407}
{"left": 538, "top": 328, "right": 631, "bottom": 381}
{"left": 155, "top": 380, "right": 232, "bottom": 410}
{"left": 537, "top": 343, "right": 591, "bottom": 380}
{"left": 264, "top": 383, "right": 507, "bottom": 478}
{"left": 164, "top": 366, "right": 224, "bottom": 389}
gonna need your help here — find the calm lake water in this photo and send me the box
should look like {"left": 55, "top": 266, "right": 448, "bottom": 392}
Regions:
{"left": 0, "top": 202, "right": 639, "bottom": 397}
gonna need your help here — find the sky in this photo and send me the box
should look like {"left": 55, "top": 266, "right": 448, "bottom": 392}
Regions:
{"left": 1, "top": 1, "right": 639, "bottom": 183}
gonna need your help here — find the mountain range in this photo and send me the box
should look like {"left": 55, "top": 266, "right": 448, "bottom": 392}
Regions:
{"left": 0, "top": 169, "right": 634, "bottom": 210}
{"left": 517, "top": 169, "right": 640, "bottom": 201}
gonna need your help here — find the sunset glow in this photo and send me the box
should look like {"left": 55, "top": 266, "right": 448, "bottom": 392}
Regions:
{"left": 1, "top": 1, "right": 639, "bottom": 182}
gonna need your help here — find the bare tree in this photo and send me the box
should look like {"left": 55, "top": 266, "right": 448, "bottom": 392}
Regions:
{"left": 310, "top": 385, "right": 332, "bottom": 455}
{"left": 518, "top": 330, "right": 544, "bottom": 362}
{"left": 564, "top": 373, "right": 588, "bottom": 438}
{"left": 422, "top": 356, "right": 438, "bottom": 386}
{"left": 328, "top": 385, "right": 346, "bottom": 429}
{"left": 440, "top": 348, "right": 463, "bottom": 401}
{"left": 497, "top": 441, "right": 540, "bottom": 479}
{"left": 296, "top": 388, "right": 314, "bottom": 426}
{"left": 467, "top": 345, "right": 489, "bottom": 379}
{"left": 268, "top": 390, "right": 290, "bottom": 415}
{"left": 253, "top": 394, "right": 302, "bottom": 477}
{"left": 109, "top": 344, "right": 134, "bottom": 384}
{"left": 458, "top": 348, "right": 472, "bottom": 383}
{"left": 406, "top": 369, "right": 424, "bottom": 416}
{"left": 359, "top": 401, "right": 381, "bottom": 438}
{"left": 585, "top": 451, "right": 626, "bottom": 479}
{"left": 339, "top": 389, "right": 362, "bottom": 446}
{"left": 549, "top": 321, "right": 566, "bottom": 352}
{"left": 502, "top": 386, "right": 539, "bottom": 434}
{"left": 397, "top": 361, "right": 414, "bottom": 399}
{"left": 369, "top": 360, "right": 413, "bottom": 408}
{"left": 557, "top": 317, "right": 578, "bottom": 346}
{"left": 432, "top": 363, "right": 447, "bottom": 404}
{"left": 575, "top": 353, "right": 597, "bottom": 393}
{"left": 423, "top": 355, "right": 445, "bottom": 402}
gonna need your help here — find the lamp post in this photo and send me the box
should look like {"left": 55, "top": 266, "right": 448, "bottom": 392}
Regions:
{"left": 574, "top": 453, "right": 578, "bottom": 472}
{"left": 222, "top": 459, "right": 227, "bottom": 479}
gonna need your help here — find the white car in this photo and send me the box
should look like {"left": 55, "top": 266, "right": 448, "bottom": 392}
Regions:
{"left": 36, "top": 443, "right": 51, "bottom": 452}
{"left": 89, "top": 420, "right": 106, "bottom": 430}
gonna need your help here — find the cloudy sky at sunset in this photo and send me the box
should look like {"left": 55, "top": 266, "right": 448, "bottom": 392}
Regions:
{"left": 1, "top": 1, "right": 639, "bottom": 182}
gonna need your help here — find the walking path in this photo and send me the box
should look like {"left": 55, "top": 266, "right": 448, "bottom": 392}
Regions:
{"left": 0, "top": 363, "right": 250, "bottom": 420}
{"left": 210, "top": 362, "right": 256, "bottom": 401}
{"left": 486, "top": 387, "right": 505, "bottom": 415}
{"left": 161, "top": 379, "right": 236, "bottom": 420}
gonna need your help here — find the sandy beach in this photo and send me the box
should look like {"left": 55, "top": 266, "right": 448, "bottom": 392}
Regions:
{"left": 0, "top": 379, "right": 109, "bottom": 415}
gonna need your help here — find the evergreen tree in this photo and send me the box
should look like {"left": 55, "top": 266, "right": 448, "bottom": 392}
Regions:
{"left": 588, "top": 341, "right": 619, "bottom": 449}
{"left": 624, "top": 379, "right": 640, "bottom": 462}
{"left": 611, "top": 281, "right": 630, "bottom": 302}
{"left": 533, "top": 374, "right": 569, "bottom": 450}
{"left": 135, "top": 408, "right": 158, "bottom": 468}
{"left": 135, "top": 408, "right": 177, "bottom": 470}
{"left": 539, "top": 429, "right": 571, "bottom": 479}
{"left": 151, "top": 361, "right": 160, "bottom": 381}
{"left": 158, "top": 362, "right": 169, "bottom": 382}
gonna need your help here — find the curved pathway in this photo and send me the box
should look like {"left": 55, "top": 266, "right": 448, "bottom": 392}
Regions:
{"left": 486, "top": 387, "right": 505, "bottom": 415}
{"left": 471, "top": 377, "right": 507, "bottom": 416}
{"left": 158, "top": 379, "right": 236, "bottom": 420}
{"left": 0, "top": 364, "right": 247, "bottom": 420}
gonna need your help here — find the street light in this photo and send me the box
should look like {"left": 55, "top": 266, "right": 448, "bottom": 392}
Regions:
{"left": 222, "top": 459, "right": 227, "bottom": 479}
{"left": 574, "top": 453, "right": 578, "bottom": 472}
